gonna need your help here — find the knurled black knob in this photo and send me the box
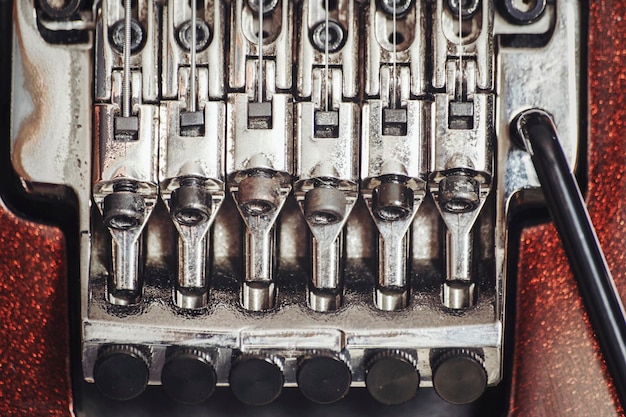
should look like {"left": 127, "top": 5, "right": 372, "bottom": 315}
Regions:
{"left": 297, "top": 353, "right": 351, "bottom": 404}
{"left": 365, "top": 351, "right": 420, "bottom": 405}
{"left": 161, "top": 348, "right": 216, "bottom": 404}
{"left": 93, "top": 345, "right": 149, "bottom": 401}
{"left": 229, "top": 355, "right": 284, "bottom": 406}
{"left": 432, "top": 349, "right": 487, "bottom": 405}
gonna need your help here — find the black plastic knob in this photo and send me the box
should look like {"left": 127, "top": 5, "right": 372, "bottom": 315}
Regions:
{"left": 229, "top": 355, "right": 284, "bottom": 406}
{"left": 161, "top": 349, "right": 216, "bottom": 404}
{"left": 366, "top": 351, "right": 419, "bottom": 405}
{"left": 297, "top": 355, "right": 351, "bottom": 404}
{"left": 93, "top": 346, "right": 149, "bottom": 401}
{"left": 432, "top": 350, "right": 487, "bottom": 405}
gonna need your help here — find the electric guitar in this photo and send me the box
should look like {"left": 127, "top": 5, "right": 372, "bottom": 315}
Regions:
{"left": 1, "top": 0, "right": 623, "bottom": 416}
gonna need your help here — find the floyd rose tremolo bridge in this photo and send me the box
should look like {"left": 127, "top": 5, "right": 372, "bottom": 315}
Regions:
{"left": 11, "top": 0, "right": 581, "bottom": 408}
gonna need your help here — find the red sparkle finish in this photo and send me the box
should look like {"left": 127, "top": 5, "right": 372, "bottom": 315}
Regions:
{"left": 0, "top": 201, "right": 71, "bottom": 416}
{"left": 510, "top": 1, "right": 626, "bottom": 416}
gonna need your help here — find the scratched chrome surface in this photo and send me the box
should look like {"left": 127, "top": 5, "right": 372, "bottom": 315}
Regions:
{"left": 3, "top": 0, "right": 608, "bottom": 416}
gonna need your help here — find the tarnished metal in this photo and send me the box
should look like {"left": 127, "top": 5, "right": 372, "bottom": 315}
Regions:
{"left": 362, "top": 0, "right": 428, "bottom": 311}
{"left": 8, "top": 0, "right": 582, "bottom": 410}
{"left": 294, "top": 0, "right": 359, "bottom": 312}
{"left": 428, "top": 0, "right": 495, "bottom": 309}
{"left": 92, "top": 0, "right": 160, "bottom": 306}
{"left": 227, "top": 0, "right": 294, "bottom": 312}
{"left": 159, "top": 0, "right": 226, "bottom": 309}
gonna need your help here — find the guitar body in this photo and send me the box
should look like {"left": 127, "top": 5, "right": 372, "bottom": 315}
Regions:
{"left": 0, "top": 0, "right": 624, "bottom": 416}
{"left": 510, "top": 1, "right": 625, "bottom": 415}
